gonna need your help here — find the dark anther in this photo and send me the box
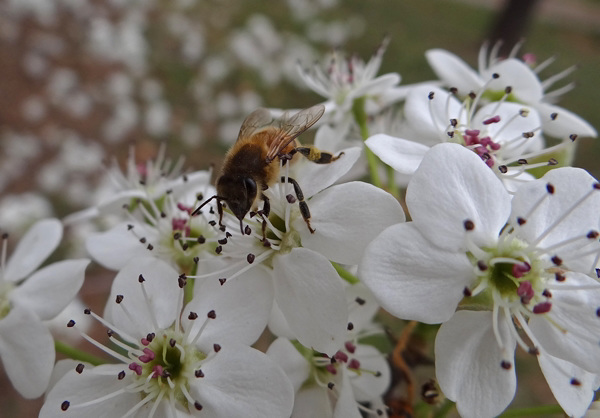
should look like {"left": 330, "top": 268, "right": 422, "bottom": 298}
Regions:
{"left": 505, "top": 86, "right": 512, "bottom": 94}
{"left": 218, "top": 238, "right": 227, "bottom": 245}
{"left": 548, "top": 158, "right": 558, "bottom": 166}
{"left": 115, "top": 295, "right": 124, "bottom": 304}
{"left": 347, "top": 322, "right": 354, "bottom": 330}
{"left": 550, "top": 113, "right": 558, "bottom": 120}
{"left": 61, "top": 401, "right": 70, "bottom": 411}
{"left": 219, "top": 278, "right": 227, "bottom": 285}
{"left": 208, "top": 220, "right": 216, "bottom": 226}
{"left": 570, "top": 378, "right": 582, "bottom": 386}
{"left": 213, "top": 344, "right": 221, "bottom": 353}
{"left": 127, "top": 224, "right": 134, "bottom": 230}
{"left": 551, "top": 255, "right": 562, "bottom": 266}
{"left": 450, "top": 118, "right": 458, "bottom": 127}
{"left": 83, "top": 308, "right": 91, "bottom": 315}
{"left": 546, "top": 183, "right": 555, "bottom": 194}
{"left": 76, "top": 363, "right": 84, "bottom": 374}
{"left": 169, "top": 339, "right": 176, "bottom": 348}
{"left": 188, "top": 312, "right": 198, "bottom": 320}
{"left": 146, "top": 333, "right": 155, "bottom": 342}
{"left": 516, "top": 217, "right": 526, "bottom": 226}
{"left": 463, "top": 219, "right": 475, "bottom": 231}
{"left": 215, "top": 246, "right": 222, "bottom": 254}
{"left": 468, "top": 92, "right": 476, "bottom": 100}
{"left": 492, "top": 73, "right": 499, "bottom": 79}
{"left": 138, "top": 274, "right": 145, "bottom": 283}
{"left": 428, "top": 91, "right": 435, "bottom": 100}
{"left": 194, "top": 401, "right": 203, "bottom": 411}
{"left": 463, "top": 287, "right": 472, "bottom": 297}
{"left": 355, "top": 297, "right": 366, "bottom": 305}
{"left": 118, "top": 370, "right": 126, "bottom": 380}
{"left": 327, "top": 382, "right": 335, "bottom": 390}
{"left": 528, "top": 347, "right": 540, "bottom": 356}
{"left": 477, "top": 260, "right": 488, "bottom": 271}
{"left": 449, "top": 87, "right": 458, "bottom": 94}
{"left": 569, "top": 134, "right": 578, "bottom": 142}
{"left": 247, "top": 254, "right": 255, "bottom": 264}
{"left": 147, "top": 244, "right": 154, "bottom": 250}
{"left": 139, "top": 237, "right": 147, "bottom": 244}
{"left": 498, "top": 165, "right": 508, "bottom": 174}
{"left": 542, "top": 289, "right": 552, "bottom": 298}
{"left": 193, "top": 256, "right": 199, "bottom": 263}
{"left": 197, "top": 235, "right": 206, "bottom": 244}
{"left": 587, "top": 230, "right": 599, "bottom": 239}
{"left": 286, "top": 194, "right": 297, "bottom": 204}
{"left": 500, "top": 361, "right": 512, "bottom": 370}
{"left": 518, "top": 158, "right": 528, "bottom": 165}
{"left": 244, "top": 225, "right": 252, "bottom": 235}
{"left": 173, "top": 233, "right": 181, "bottom": 240}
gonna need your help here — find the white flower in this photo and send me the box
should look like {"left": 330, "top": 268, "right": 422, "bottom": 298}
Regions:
{"left": 40, "top": 256, "right": 292, "bottom": 418}
{"left": 85, "top": 175, "right": 219, "bottom": 273}
{"left": 63, "top": 143, "right": 210, "bottom": 224}
{"left": 296, "top": 38, "right": 402, "bottom": 122}
{"left": 0, "top": 219, "right": 89, "bottom": 398}
{"left": 425, "top": 44, "right": 597, "bottom": 139}
{"left": 359, "top": 143, "right": 600, "bottom": 417}
{"left": 188, "top": 148, "right": 404, "bottom": 355}
{"left": 267, "top": 283, "right": 391, "bottom": 418}
{"left": 366, "top": 85, "right": 569, "bottom": 191}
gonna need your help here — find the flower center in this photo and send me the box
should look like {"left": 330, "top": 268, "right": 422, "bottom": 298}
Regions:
{"left": 128, "top": 329, "right": 206, "bottom": 407}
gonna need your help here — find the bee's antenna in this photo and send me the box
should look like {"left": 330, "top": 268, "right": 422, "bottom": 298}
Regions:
{"left": 191, "top": 195, "right": 222, "bottom": 216}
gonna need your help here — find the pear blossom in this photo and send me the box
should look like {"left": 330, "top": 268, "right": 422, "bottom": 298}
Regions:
{"left": 63, "top": 143, "right": 211, "bottom": 224}
{"left": 359, "top": 143, "right": 600, "bottom": 417}
{"left": 186, "top": 147, "right": 404, "bottom": 354}
{"left": 296, "top": 38, "right": 403, "bottom": 123}
{"left": 41, "top": 256, "right": 291, "bottom": 418}
{"left": 85, "top": 174, "right": 220, "bottom": 273}
{"left": 267, "top": 283, "right": 391, "bottom": 418}
{"left": 425, "top": 43, "right": 597, "bottom": 139}
{"left": 366, "top": 85, "right": 565, "bottom": 191}
{"left": 0, "top": 219, "right": 89, "bottom": 398}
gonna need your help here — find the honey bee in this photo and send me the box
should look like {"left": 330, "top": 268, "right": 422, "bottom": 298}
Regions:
{"left": 192, "top": 104, "right": 343, "bottom": 234}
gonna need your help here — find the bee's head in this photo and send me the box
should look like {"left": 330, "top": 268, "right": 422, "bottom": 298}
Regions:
{"left": 216, "top": 175, "right": 257, "bottom": 222}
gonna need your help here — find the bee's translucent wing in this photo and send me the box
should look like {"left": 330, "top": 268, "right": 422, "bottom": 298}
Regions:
{"left": 265, "top": 104, "right": 325, "bottom": 162}
{"left": 236, "top": 108, "right": 273, "bottom": 142}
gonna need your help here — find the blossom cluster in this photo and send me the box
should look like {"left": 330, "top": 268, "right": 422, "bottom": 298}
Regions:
{"left": 0, "top": 37, "right": 599, "bottom": 418}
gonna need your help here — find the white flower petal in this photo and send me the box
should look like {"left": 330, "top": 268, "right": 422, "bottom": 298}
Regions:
{"left": 425, "top": 49, "right": 484, "bottom": 95}
{"left": 435, "top": 310, "right": 517, "bottom": 418}
{"left": 407, "top": 143, "right": 511, "bottom": 250}
{"left": 39, "top": 364, "right": 140, "bottom": 417}
{"left": 105, "top": 257, "right": 181, "bottom": 340}
{"left": 266, "top": 337, "right": 311, "bottom": 393}
{"left": 95, "top": 189, "right": 147, "bottom": 217}
{"left": 273, "top": 248, "right": 348, "bottom": 355}
{"left": 293, "top": 146, "right": 362, "bottom": 198}
{"left": 349, "top": 344, "right": 391, "bottom": 402}
{"left": 528, "top": 272, "right": 600, "bottom": 373}
{"left": 4, "top": 218, "right": 62, "bottom": 283}
{"left": 365, "top": 134, "right": 430, "bottom": 175}
{"left": 293, "top": 386, "right": 333, "bottom": 418}
{"left": 11, "top": 259, "right": 89, "bottom": 320}
{"left": 85, "top": 222, "right": 153, "bottom": 271}
{"left": 404, "top": 85, "right": 465, "bottom": 145}
{"left": 486, "top": 58, "right": 544, "bottom": 102}
{"left": 510, "top": 167, "right": 600, "bottom": 273}
{"left": 333, "top": 370, "right": 363, "bottom": 418}
{"left": 190, "top": 344, "right": 294, "bottom": 418}
{"left": 359, "top": 223, "right": 472, "bottom": 323}
{"left": 345, "top": 282, "right": 380, "bottom": 332}
{"left": 297, "top": 182, "right": 405, "bottom": 265}
{"left": 538, "top": 353, "right": 597, "bottom": 417}
{"left": 268, "top": 299, "right": 296, "bottom": 340}
{"left": 537, "top": 102, "right": 597, "bottom": 138}
{"left": 0, "top": 305, "right": 55, "bottom": 398}
{"left": 183, "top": 267, "right": 273, "bottom": 349}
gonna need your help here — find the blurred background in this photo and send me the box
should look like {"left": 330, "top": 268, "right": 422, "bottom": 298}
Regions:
{"left": 0, "top": 0, "right": 598, "bottom": 416}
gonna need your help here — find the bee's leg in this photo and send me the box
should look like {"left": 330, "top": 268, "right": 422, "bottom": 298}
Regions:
{"left": 260, "top": 195, "right": 270, "bottom": 241}
{"left": 280, "top": 176, "right": 315, "bottom": 234}
{"left": 295, "top": 146, "right": 344, "bottom": 164}
{"left": 216, "top": 199, "right": 224, "bottom": 228}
